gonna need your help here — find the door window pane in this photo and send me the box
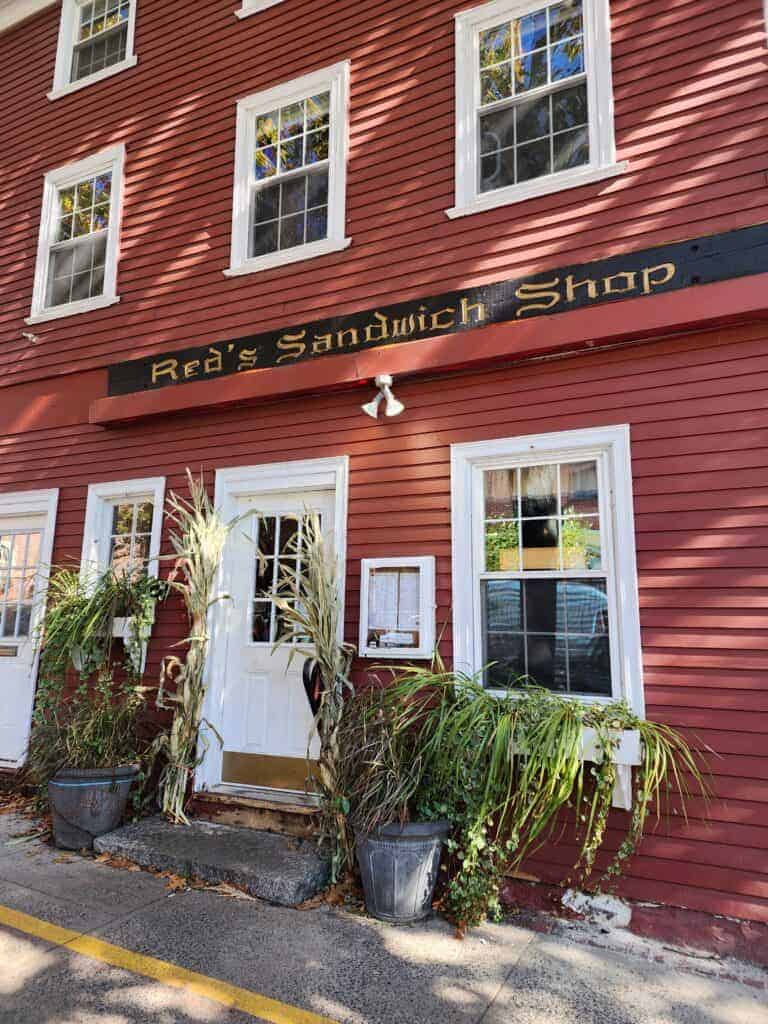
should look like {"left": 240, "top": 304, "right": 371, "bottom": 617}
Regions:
{"left": 0, "top": 530, "right": 42, "bottom": 639}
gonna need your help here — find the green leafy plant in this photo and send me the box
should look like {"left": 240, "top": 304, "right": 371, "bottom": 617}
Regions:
{"left": 346, "top": 670, "right": 710, "bottom": 933}
{"left": 266, "top": 512, "right": 356, "bottom": 882}
{"left": 153, "top": 472, "right": 239, "bottom": 825}
{"left": 26, "top": 566, "right": 168, "bottom": 796}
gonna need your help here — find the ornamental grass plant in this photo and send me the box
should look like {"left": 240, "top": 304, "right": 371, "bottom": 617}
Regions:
{"left": 340, "top": 669, "right": 710, "bottom": 932}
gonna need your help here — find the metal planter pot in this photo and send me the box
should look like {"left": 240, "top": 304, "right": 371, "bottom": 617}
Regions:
{"left": 356, "top": 820, "right": 450, "bottom": 924}
{"left": 48, "top": 765, "right": 139, "bottom": 850}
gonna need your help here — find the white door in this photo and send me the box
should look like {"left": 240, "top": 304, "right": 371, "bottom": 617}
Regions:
{"left": 218, "top": 489, "right": 336, "bottom": 797}
{"left": 0, "top": 517, "right": 48, "bottom": 768}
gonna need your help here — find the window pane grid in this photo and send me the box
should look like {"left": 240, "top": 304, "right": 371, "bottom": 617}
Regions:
{"left": 252, "top": 514, "right": 315, "bottom": 644}
{"left": 250, "top": 91, "right": 331, "bottom": 259}
{"left": 46, "top": 172, "right": 111, "bottom": 309}
{"left": 477, "top": 0, "right": 589, "bottom": 193}
{"left": 108, "top": 500, "right": 153, "bottom": 578}
{"left": 0, "top": 531, "right": 41, "bottom": 640}
{"left": 71, "top": 0, "right": 130, "bottom": 82}
{"left": 482, "top": 458, "right": 610, "bottom": 696}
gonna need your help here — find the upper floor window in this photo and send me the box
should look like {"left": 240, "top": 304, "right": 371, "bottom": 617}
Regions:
{"left": 449, "top": 0, "right": 625, "bottom": 218}
{"left": 27, "top": 144, "right": 125, "bottom": 325}
{"left": 50, "top": 0, "right": 138, "bottom": 100}
{"left": 225, "top": 61, "right": 351, "bottom": 277}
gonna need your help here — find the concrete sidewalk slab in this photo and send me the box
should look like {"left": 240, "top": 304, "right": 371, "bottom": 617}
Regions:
{"left": 0, "top": 842, "right": 169, "bottom": 917}
{"left": 0, "top": 814, "right": 39, "bottom": 856}
{"left": 95, "top": 816, "right": 330, "bottom": 906}
{"left": 93, "top": 889, "right": 532, "bottom": 1023}
{"left": 483, "top": 933, "right": 767, "bottom": 1024}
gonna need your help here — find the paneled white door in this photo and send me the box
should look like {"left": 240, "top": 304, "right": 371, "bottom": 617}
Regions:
{"left": 0, "top": 515, "right": 49, "bottom": 767}
{"left": 218, "top": 489, "right": 335, "bottom": 796}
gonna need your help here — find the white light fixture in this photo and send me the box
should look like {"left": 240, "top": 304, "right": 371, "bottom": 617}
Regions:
{"left": 361, "top": 374, "right": 405, "bottom": 419}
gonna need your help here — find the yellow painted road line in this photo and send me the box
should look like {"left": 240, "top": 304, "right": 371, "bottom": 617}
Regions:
{"left": 0, "top": 903, "right": 336, "bottom": 1024}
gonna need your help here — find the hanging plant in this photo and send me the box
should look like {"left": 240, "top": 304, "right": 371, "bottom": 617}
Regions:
{"left": 152, "top": 472, "right": 241, "bottom": 825}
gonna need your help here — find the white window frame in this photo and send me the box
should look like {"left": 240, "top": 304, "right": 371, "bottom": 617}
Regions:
{"left": 225, "top": 61, "right": 351, "bottom": 278}
{"left": 448, "top": 0, "right": 626, "bottom": 219}
{"left": 49, "top": 0, "right": 138, "bottom": 101}
{"left": 359, "top": 556, "right": 436, "bottom": 660}
{"left": 80, "top": 476, "right": 165, "bottom": 586}
{"left": 235, "top": 0, "right": 284, "bottom": 18}
{"left": 451, "top": 424, "right": 644, "bottom": 715}
{"left": 27, "top": 143, "right": 126, "bottom": 325}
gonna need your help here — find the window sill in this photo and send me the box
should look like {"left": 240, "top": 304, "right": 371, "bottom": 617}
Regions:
{"left": 47, "top": 55, "right": 138, "bottom": 101}
{"left": 235, "top": 0, "right": 284, "bottom": 16}
{"left": 224, "top": 236, "right": 351, "bottom": 277}
{"left": 25, "top": 294, "right": 120, "bottom": 325}
{"left": 446, "top": 161, "right": 629, "bottom": 219}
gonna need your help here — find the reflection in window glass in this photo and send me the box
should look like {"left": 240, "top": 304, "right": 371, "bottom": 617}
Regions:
{"left": 109, "top": 500, "right": 153, "bottom": 578}
{"left": 251, "top": 92, "right": 331, "bottom": 259}
{"left": 71, "top": 0, "right": 130, "bottom": 82}
{"left": 252, "top": 513, "right": 317, "bottom": 644}
{"left": 478, "top": 0, "right": 589, "bottom": 194}
{"left": 481, "top": 458, "right": 610, "bottom": 696}
{"left": 46, "top": 173, "right": 112, "bottom": 309}
{"left": 0, "top": 531, "right": 42, "bottom": 639}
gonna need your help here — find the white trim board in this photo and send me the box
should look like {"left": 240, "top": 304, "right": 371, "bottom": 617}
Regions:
{"left": 196, "top": 456, "right": 349, "bottom": 795}
{"left": 450, "top": 424, "right": 644, "bottom": 716}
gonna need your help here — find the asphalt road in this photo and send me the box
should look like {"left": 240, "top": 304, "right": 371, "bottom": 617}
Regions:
{"left": 0, "top": 812, "right": 765, "bottom": 1024}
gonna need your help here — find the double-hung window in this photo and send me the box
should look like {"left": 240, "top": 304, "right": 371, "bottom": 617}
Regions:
{"left": 451, "top": 426, "right": 643, "bottom": 712}
{"left": 28, "top": 145, "right": 125, "bottom": 324}
{"left": 226, "top": 62, "right": 351, "bottom": 276}
{"left": 450, "top": 0, "right": 624, "bottom": 217}
{"left": 51, "top": 0, "right": 138, "bottom": 99}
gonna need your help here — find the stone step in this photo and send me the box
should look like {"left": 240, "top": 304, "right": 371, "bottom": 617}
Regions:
{"left": 94, "top": 815, "right": 329, "bottom": 907}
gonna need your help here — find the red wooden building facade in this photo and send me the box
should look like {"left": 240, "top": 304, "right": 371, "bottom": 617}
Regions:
{"left": 0, "top": 0, "right": 767, "bottom": 937}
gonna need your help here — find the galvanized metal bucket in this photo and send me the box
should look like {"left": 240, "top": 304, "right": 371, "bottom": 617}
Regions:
{"left": 356, "top": 820, "right": 450, "bottom": 924}
{"left": 48, "top": 765, "right": 139, "bottom": 850}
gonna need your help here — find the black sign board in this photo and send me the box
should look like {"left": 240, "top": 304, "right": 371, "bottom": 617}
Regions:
{"left": 108, "top": 223, "right": 768, "bottom": 398}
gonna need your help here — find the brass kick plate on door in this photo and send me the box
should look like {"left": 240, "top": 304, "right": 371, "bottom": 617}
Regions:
{"left": 0, "top": 646, "right": 19, "bottom": 657}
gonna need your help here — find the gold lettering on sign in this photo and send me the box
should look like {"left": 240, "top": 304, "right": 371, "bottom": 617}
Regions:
{"left": 603, "top": 271, "right": 637, "bottom": 295}
{"left": 237, "top": 347, "right": 258, "bottom": 371}
{"left": 183, "top": 360, "right": 200, "bottom": 379}
{"left": 151, "top": 358, "right": 179, "bottom": 384}
{"left": 312, "top": 333, "right": 333, "bottom": 355}
{"left": 565, "top": 275, "right": 598, "bottom": 303}
{"left": 417, "top": 307, "right": 429, "bottom": 332}
{"left": 430, "top": 307, "right": 456, "bottom": 331}
{"left": 460, "top": 297, "right": 487, "bottom": 325}
{"left": 515, "top": 279, "right": 561, "bottom": 317}
{"left": 364, "top": 313, "right": 390, "bottom": 344}
{"left": 392, "top": 315, "right": 418, "bottom": 339}
{"left": 641, "top": 262, "right": 675, "bottom": 294}
{"left": 336, "top": 328, "right": 360, "bottom": 349}
{"left": 204, "top": 346, "right": 223, "bottom": 375}
{"left": 276, "top": 330, "right": 307, "bottom": 363}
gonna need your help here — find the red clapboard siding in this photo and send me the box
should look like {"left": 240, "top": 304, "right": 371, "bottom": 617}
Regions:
{"left": 0, "top": 319, "right": 766, "bottom": 921}
{"left": 1, "top": 0, "right": 768, "bottom": 385}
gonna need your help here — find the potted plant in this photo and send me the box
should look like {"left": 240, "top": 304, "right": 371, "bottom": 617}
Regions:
{"left": 26, "top": 566, "right": 168, "bottom": 848}
{"left": 337, "top": 687, "right": 450, "bottom": 925}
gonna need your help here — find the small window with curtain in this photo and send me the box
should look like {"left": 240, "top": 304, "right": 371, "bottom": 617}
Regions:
{"left": 227, "top": 62, "right": 351, "bottom": 277}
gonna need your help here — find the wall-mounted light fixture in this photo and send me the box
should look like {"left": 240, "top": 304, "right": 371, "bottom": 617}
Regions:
{"left": 361, "top": 374, "right": 404, "bottom": 419}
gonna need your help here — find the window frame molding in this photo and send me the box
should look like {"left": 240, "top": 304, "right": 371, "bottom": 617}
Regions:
{"left": 49, "top": 0, "right": 138, "bottom": 101}
{"left": 224, "top": 60, "right": 352, "bottom": 278}
{"left": 450, "top": 424, "right": 644, "bottom": 715}
{"left": 79, "top": 476, "right": 165, "bottom": 587}
{"left": 235, "top": 0, "right": 284, "bottom": 18}
{"left": 26, "top": 142, "right": 126, "bottom": 326}
{"left": 448, "top": 0, "right": 626, "bottom": 219}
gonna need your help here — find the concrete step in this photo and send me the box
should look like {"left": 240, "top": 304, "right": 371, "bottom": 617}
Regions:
{"left": 94, "top": 815, "right": 329, "bottom": 907}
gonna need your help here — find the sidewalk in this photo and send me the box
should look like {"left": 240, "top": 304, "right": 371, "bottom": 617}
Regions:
{"left": 0, "top": 812, "right": 765, "bottom": 1024}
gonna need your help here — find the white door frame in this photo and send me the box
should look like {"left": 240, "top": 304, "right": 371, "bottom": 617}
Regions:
{"left": 0, "top": 487, "right": 59, "bottom": 769}
{"left": 195, "top": 456, "right": 349, "bottom": 795}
